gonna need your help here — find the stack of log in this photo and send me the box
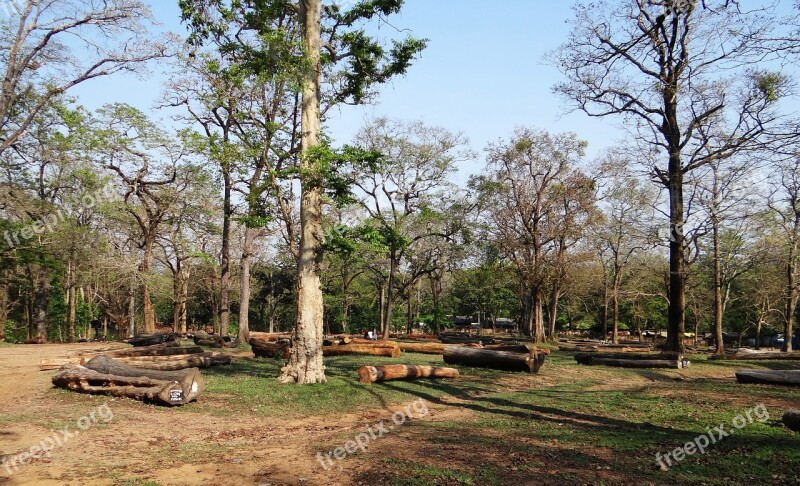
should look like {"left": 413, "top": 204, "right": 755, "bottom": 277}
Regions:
{"left": 443, "top": 345, "right": 547, "bottom": 373}
{"left": 358, "top": 364, "right": 459, "bottom": 383}
{"left": 52, "top": 355, "right": 203, "bottom": 406}
{"left": 574, "top": 351, "right": 688, "bottom": 369}
{"left": 128, "top": 333, "right": 176, "bottom": 347}
{"left": 40, "top": 343, "right": 231, "bottom": 371}
{"left": 735, "top": 369, "right": 800, "bottom": 386}
{"left": 249, "top": 332, "right": 291, "bottom": 342}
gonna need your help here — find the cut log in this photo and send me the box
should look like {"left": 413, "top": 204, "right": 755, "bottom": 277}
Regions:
{"left": 443, "top": 346, "right": 546, "bottom": 373}
{"left": 396, "top": 342, "right": 450, "bottom": 354}
{"left": 52, "top": 355, "right": 203, "bottom": 406}
{"left": 250, "top": 338, "right": 291, "bottom": 359}
{"left": 40, "top": 358, "right": 85, "bottom": 371}
{"left": 128, "top": 333, "right": 176, "bottom": 347}
{"left": 348, "top": 338, "right": 399, "bottom": 346}
{"left": 578, "top": 357, "right": 688, "bottom": 369}
{"left": 710, "top": 351, "right": 800, "bottom": 361}
{"left": 574, "top": 352, "right": 683, "bottom": 364}
{"left": 735, "top": 369, "right": 800, "bottom": 386}
{"left": 440, "top": 336, "right": 496, "bottom": 345}
{"left": 115, "top": 352, "right": 231, "bottom": 371}
{"left": 193, "top": 331, "right": 225, "bottom": 348}
{"left": 24, "top": 337, "right": 45, "bottom": 344}
{"left": 323, "top": 344, "right": 400, "bottom": 358}
{"left": 358, "top": 365, "right": 459, "bottom": 383}
{"left": 783, "top": 410, "right": 800, "bottom": 431}
{"left": 100, "top": 345, "right": 202, "bottom": 359}
{"left": 249, "top": 332, "right": 291, "bottom": 342}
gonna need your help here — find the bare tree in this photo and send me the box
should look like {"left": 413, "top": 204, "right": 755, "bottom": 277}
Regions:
{"left": 0, "top": 0, "right": 169, "bottom": 157}
{"left": 552, "top": 0, "right": 791, "bottom": 352}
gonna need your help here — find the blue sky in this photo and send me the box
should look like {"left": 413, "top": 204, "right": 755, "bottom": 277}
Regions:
{"left": 67, "top": 0, "right": 795, "bottom": 182}
{"left": 68, "top": 0, "right": 619, "bottom": 181}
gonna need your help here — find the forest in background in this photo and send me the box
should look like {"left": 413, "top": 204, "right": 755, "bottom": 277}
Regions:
{"left": 2, "top": 0, "right": 800, "bottom": 358}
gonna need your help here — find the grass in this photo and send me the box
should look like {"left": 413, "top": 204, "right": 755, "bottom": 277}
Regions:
{"left": 41, "top": 347, "right": 800, "bottom": 485}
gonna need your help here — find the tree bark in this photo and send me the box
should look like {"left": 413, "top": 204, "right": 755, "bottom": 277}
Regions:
{"left": 219, "top": 168, "right": 232, "bottom": 337}
{"left": 358, "top": 364, "right": 459, "bottom": 383}
{"left": 384, "top": 254, "right": 398, "bottom": 339}
{"left": 53, "top": 355, "right": 204, "bottom": 406}
{"left": 141, "top": 236, "right": 156, "bottom": 334}
{"left": 736, "top": 369, "right": 800, "bottom": 386}
{"left": 784, "top": 236, "right": 797, "bottom": 353}
{"left": 279, "top": 0, "right": 327, "bottom": 384}
{"left": 323, "top": 344, "right": 400, "bottom": 357}
{"left": 443, "top": 346, "right": 546, "bottom": 373}
{"left": 238, "top": 226, "right": 256, "bottom": 344}
{"left": 67, "top": 258, "right": 77, "bottom": 343}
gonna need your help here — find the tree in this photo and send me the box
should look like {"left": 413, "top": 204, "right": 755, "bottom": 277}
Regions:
{"left": 594, "top": 156, "right": 655, "bottom": 343}
{"left": 552, "top": 0, "right": 791, "bottom": 352}
{"left": 0, "top": 0, "right": 168, "bottom": 157}
{"left": 474, "top": 128, "right": 590, "bottom": 343}
{"left": 180, "top": 0, "right": 427, "bottom": 383}
{"left": 353, "top": 118, "right": 471, "bottom": 339}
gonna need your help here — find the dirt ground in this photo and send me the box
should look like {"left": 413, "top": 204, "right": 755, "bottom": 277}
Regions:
{"left": 0, "top": 343, "right": 479, "bottom": 486}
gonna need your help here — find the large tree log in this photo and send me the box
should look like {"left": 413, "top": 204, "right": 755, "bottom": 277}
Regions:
{"left": 443, "top": 346, "right": 545, "bottom": 373}
{"left": 710, "top": 351, "right": 800, "bottom": 361}
{"left": 193, "top": 331, "right": 226, "bottom": 348}
{"left": 578, "top": 357, "right": 688, "bottom": 369}
{"left": 250, "top": 338, "right": 291, "bottom": 359}
{"left": 128, "top": 333, "right": 176, "bottom": 347}
{"left": 323, "top": 344, "right": 400, "bottom": 358}
{"left": 102, "top": 345, "right": 202, "bottom": 359}
{"left": 396, "top": 342, "right": 450, "bottom": 354}
{"left": 440, "top": 336, "right": 497, "bottom": 345}
{"left": 115, "top": 352, "right": 231, "bottom": 371}
{"left": 574, "top": 352, "right": 683, "bottom": 363}
{"left": 358, "top": 364, "right": 459, "bottom": 383}
{"left": 735, "top": 369, "right": 800, "bottom": 386}
{"left": 249, "top": 332, "right": 291, "bottom": 342}
{"left": 348, "top": 338, "right": 399, "bottom": 346}
{"left": 783, "top": 410, "right": 800, "bottom": 431}
{"left": 52, "top": 356, "right": 203, "bottom": 405}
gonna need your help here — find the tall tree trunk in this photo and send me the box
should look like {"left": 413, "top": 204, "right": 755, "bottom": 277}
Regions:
{"left": 279, "top": 0, "right": 326, "bottom": 384}
{"left": 172, "top": 264, "right": 181, "bottom": 334}
{"left": 180, "top": 266, "right": 189, "bottom": 334}
{"left": 533, "top": 288, "right": 545, "bottom": 343}
{"left": 784, "top": 238, "right": 797, "bottom": 353}
{"left": 128, "top": 277, "right": 136, "bottom": 338}
{"left": 238, "top": 227, "right": 256, "bottom": 343}
{"left": 430, "top": 276, "right": 442, "bottom": 333}
{"left": 0, "top": 272, "right": 8, "bottom": 333}
{"left": 713, "top": 217, "right": 725, "bottom": 355}
{"left": 383, "top": 254, "right": 398, "bottom": 339}
{"left": 612, "top": 270, "right": 621, "bottom": 345}
{"left": 141, "top": 237, "right": 156, "bottom": 334}
{"left": 547, "top": 284, "right": 560, "bottom": 341}
{"left": 219, "top": 170, "right": 232, "bottom": 337}
{"left": 666, "top": 150, "right": 686, "bottom": 354}
{"left": 67, "top": 259, "right": 77, "bottom": 343}
{"left": 601, "top": 278, "right": 609, "bottom": 341}
{"left": 406, "top": 288, "right": 414, "bottom": 335}
{"left": 33, "top": 275, "right": 47, "bottom": 340}
{"left": 341, "top": 280, "right": 351, "bottom": 334}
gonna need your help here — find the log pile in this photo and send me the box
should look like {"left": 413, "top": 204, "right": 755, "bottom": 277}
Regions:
{"left": 249, "top": 332, "right": 291, "bottom": 342}
{"left": 783, "top": 410, "right": 800, "bottom": 431}
{"left": 128, "top": 333, "right": 176, "bottom": 347}
{"left": 396, "top": 341, "right": 449, "bottom": 355}
{"left": 42, "top": 344, "right": 230, "bottom": 371}
{"left": 575, "top": 352, "right": 688, "bottom": 369}
{"left": 439, "top": 333, "right": 496, "bottom": 345}
{"left": 358, "top": 364, "right": 459, "bottom": 383}
{"left": 193, "top": 331, "right": 226, "bottom": 348}
{"left": 52, "top": 355, "right": 204, "bottom": 406}
{"left": 735, "top": 369, "right": 800, "bottom": 386}
{"left": 443, "top": 346, "right": 546, "bottom": 373}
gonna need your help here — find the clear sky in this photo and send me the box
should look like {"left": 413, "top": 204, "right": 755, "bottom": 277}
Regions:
{"left": 66, "top": 0, "right": 796, "bottom": 182}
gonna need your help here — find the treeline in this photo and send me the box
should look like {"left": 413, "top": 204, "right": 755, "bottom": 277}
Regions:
{"left": 2, "top": 0, "right": 800, "bottom": 358}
